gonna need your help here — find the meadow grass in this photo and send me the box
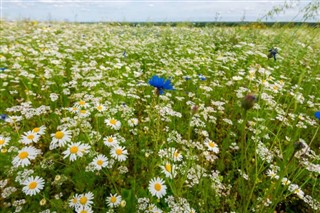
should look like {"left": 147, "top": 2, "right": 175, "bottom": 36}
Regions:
{"left": 0, "top": 21, "right": 319, "bottom": 213}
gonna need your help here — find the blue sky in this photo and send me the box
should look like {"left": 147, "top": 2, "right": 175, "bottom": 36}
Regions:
{"left": 1, "top": 0, "right": 319, "bottom": 22}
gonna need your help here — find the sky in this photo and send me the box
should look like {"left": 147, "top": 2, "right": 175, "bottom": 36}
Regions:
{"left": 1, "top": 0, "right": 319, "bottom": 22}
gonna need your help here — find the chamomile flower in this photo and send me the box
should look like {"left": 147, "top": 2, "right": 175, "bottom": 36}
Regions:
{"left": 170, "top": 148, "right": 183, "bottom": 162}
{"left": 12, "top": 146, "right": 41, "bottom": 167}
{"left": 51, "top": 129, "right": 72, "bottom": 148}
{"left": 69, "top": 106, "right": 79, "bottom": 114}
{"left": 204, "top": 139, "right": 219, "bottom": 154}
{"left": 32, "top": 126, "right": 46, "bottom": 135}
{"left": 79, "top": 109, "right": 90, "bottom": 117}
{"left": 106, "top": 193, "right": 122, "bottom": 208}
{"left": 63, "top": 142, "right": 90, "bottom": 161}
{"left": 110, "top": 145, "right": 128, "bottom": 162}
{"left": 95, "top": 104, "right": 106, "bottom": 112}
{"left": 75, "top": 100, "right": 90, "bottom": 109}
{"left": 21, "top": 131, "right": 40, "bottom": 145}
{"left": 148, "top": 177, "right": 167, "bottom": 199}
{"left": 76, "top": 206, "right": 93, "bottom": 213}
{"left": 128, "top": 118, "right": 139, "bottom": 127}
{"left": 161, "top": 162, "right": 177, "bottom": 179}
{"left": 0, "top": 135, "right": 10, "bottom": 149}
{"left": 21, "top": 176, "right": 45, "bottom": 196}
{"left": 105, "top": 118, "right": 121, "bottom": 130}
{"left": 92, "top": 154, "right": 108, "bottom": 170}
{"left": 78, "top": 192, "right": 94, "bottom": 208}
{"left": 69, "top": 194, "right": 80, "bottom": 209}
{"left": 104, "top": 135, "right": 118, "bottom": 147}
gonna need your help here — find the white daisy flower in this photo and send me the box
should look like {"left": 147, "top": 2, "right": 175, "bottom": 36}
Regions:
{"left": 105, "top": 118, "right": 121, "bottom": 130}
{"left": 160, "top": 162, "right": 177, "bottom": 179}
{"left": 69, "top": 106, "right": 80, "bottom": 114}
{"left": 75, "top": 100, "right": 90, "bottom": 109}
{"left": 76, "top": 205, "right": 93, "bottom": 213}
{"left": 20, "top": 130, "right": 40, "bottom": 145}
{"left": 128, "top": 118, "right": 138, "bottom": 127}
{"left": 32, "top": 126, "right": 46, "bottom": 135}
{"left": 78, "top": 109, "right": 90, "bottom": 117}
{"left": 22, "top": 176, "right": 45, "bottom": 196}
{"left": 50, "top": 129, "right": 72, "bottom": 148}
{"left": 106, "top": 193, "right": 122, "bottom": 208}
{"left": 104, "top": 135, "right": 118, "bottom": 147}
{"left": 78, "top": 192, "right": 94, "bottom": 208}
{"left": 12, "top": 146, "right": 41, "bottom": 167}
{"left": 0, "top": 135, "right": 10, "bottom": 149}
{"left": 204, "top": 139, "right": 219, "bottom": 154}
{"left": 63, "top": 142, "right": 90, "bottom": 161}
{"left": 148, "top": 177, "right": 167, "bottom": 199}
{"left": 92, "top": 154, "right": 108, "bottom": 170}
{"left": 69, "top": 194, "right": 80, "bottom": 209}
{"left": 110, "top": 145, "right": 128, "bottom": 162}
{"left": 170, "top": 148, "right": 183, "bottom": 162}
{"left": 95, "top": 104, "right": 106, "bottom": 112}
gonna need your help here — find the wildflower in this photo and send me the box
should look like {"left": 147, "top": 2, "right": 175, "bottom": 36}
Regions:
{"left": 79, "top": 109, "right": 90, "bottom": 117}
{"left": 21, "top": 131, "right": 40, "bottom": 145}
{"left": 198, "top": 74, "right": 206, "bottom": 81}
{"left": 110, "top": 145, "right": 128, "bottom": 162}
{"left": 78, "top": 192, "right": 94, "bottom": 208}
{"left": 241, "top": 94, "right": 257, "bottom": 110}
{"left": 105, "top": 118, "right": 121, "bottom": 130}
{"left": 0, "top": 135, "right": 10, "bottom": 149}
{"left": 69, "top": 194, "right": 80, "bottom": 209}
{"left": 32, "top": 126, "right": 46, "bottom": 135}
{"left": 76, "top": 206, "right": 93, "bottom": 213}
{"left": 161, "top": 162, "right": 177, "bottom": 179}
{"left": 106, "top": 193, "right": 122, "bottom": 208}
{"left": 92, "top": 154, "right": 108, "bottom": 170}
{"left": 0, "top": 114, "right": 8, "bottom": 121}
{"left": 21, "top": 176, "right": 45, "bottom": 196}
{"left": 315, "top": 111, "right": 320, "bottom": 120}
{"left": 75, "top": 100, "right": 90, "bottom": 109}
{"left": 268, "top": 48, "right": 278, "bottom": 61}
{"left": 281, "top": 177, "right": 291, "bottom": 186}
{"left": 40, "top": 198, "right": 46, "bottom": 206}
{"left": 12, "top": 146, "right": 41, "bottom": 167}
{"left": 120, "top": 200, "right": 126, "bottom": 207}
{"left": 171, "top": 148, "right": 183, "bottom": 162}
{"left": 104, "top": 135, "right": 118, "bottom": 147}
{"left": 148, "top": 75, "right": 174, "bottom": 95}
{"left": 128, "top": 118, "right": 139, "bottom": 127}
{"left": 95, "top": 104, "right": 106, "bottom": 112}
{"left": 51, "top": 129, "right": 72, "bottom": 148}
{"left": 204, "top": 139, "right": 219, "bottom": 154}
{"left": 63, "top": 142, "right": 90, "bottom": 161}
{"left": 148, "top": 177, "right": 167, "bottom": 199}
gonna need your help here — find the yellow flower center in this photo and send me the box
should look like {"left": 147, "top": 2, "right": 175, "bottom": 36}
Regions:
{"left": 19, "top": 151, "right": 29, "bottom": 159}
{"left": 79, "top": 100, "right": 85, "bottom": 106}
{"left": 97, "top": 105, "right": 103, "bottom": 111}
{"left": 72, "top": 107, "right": 78, "bottom": 111}
{"left": 154, "top": 183, "right": 162, "bottom": 191}
{"left": 27, "top": 134, "right": 35, "bottom": 140}
{"left": 208, "top": 141, "right": 216, "bottom": 148}
{"left": 165, "top": 164, "right": 172, "bottom": 172}
{"left": 70, "top": 146, "right": 78, "bottom": 154}
{"left": 173, "top": 151, "right": 179, "bottom": 158}
{"left": 55, "top": 131, "right": 64, "bottom": 139}
{"left": 107, "top": 138, "right": 113, "bottom": 143}
{"left": 110, "top": 119, "right": 117, "bottom": 125}
{"left": 28, "top": 181, "right": 38, "bottom": 189}
{"left": 110, "top": 196, "right": 117, "bottom": 203}
{"left": 80, "top": 196, "right": 87, "bottom": 205}
{"left": 97, "top": 160, "right": 103, "bottom": 166}
{"left": 116, "top": 148, "right": 122, "bottom": 155}
{"left": 0, "top": 139, "right": 4, "bottom": 145}
{"left": 80, "top": 110, "right": 86, "bottom": 114}
{"left": 80, "top": 210, "right": 88, "bottom": 213}
{"left": 33, "top": 127, "right": 40, "bottom": 133}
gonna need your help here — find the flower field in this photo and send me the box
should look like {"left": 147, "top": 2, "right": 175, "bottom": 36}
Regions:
{"left": 0, "top": 21, "right": 320, "bottom": 213}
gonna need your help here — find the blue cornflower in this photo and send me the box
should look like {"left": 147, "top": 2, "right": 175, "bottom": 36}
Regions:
{"left": 0, "top": 114, "right": 8, "bottom": 121}
{"left": 198, "top": 74, "right": 206, "bottom": 81}
{"left": 123, "top": 50, "right": 127, "bottom": 58}
{"left": 315, "top": 111, "right": 320, "bottom": 120}
{"left": 184, "top": 76, "right": 191, "bottom": 80}
{"left": 149, "top": 75, "right": 174, "bottom": 95}
{"left": 268, "top": 48, "right": 278, "bottom": 61}
{"left": 0, "top": 68, "right": 7, "bottom": 71}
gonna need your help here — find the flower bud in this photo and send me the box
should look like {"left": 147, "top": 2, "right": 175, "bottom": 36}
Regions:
{"left": 241, "top": 94, "right": 257, "bottom": 110}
